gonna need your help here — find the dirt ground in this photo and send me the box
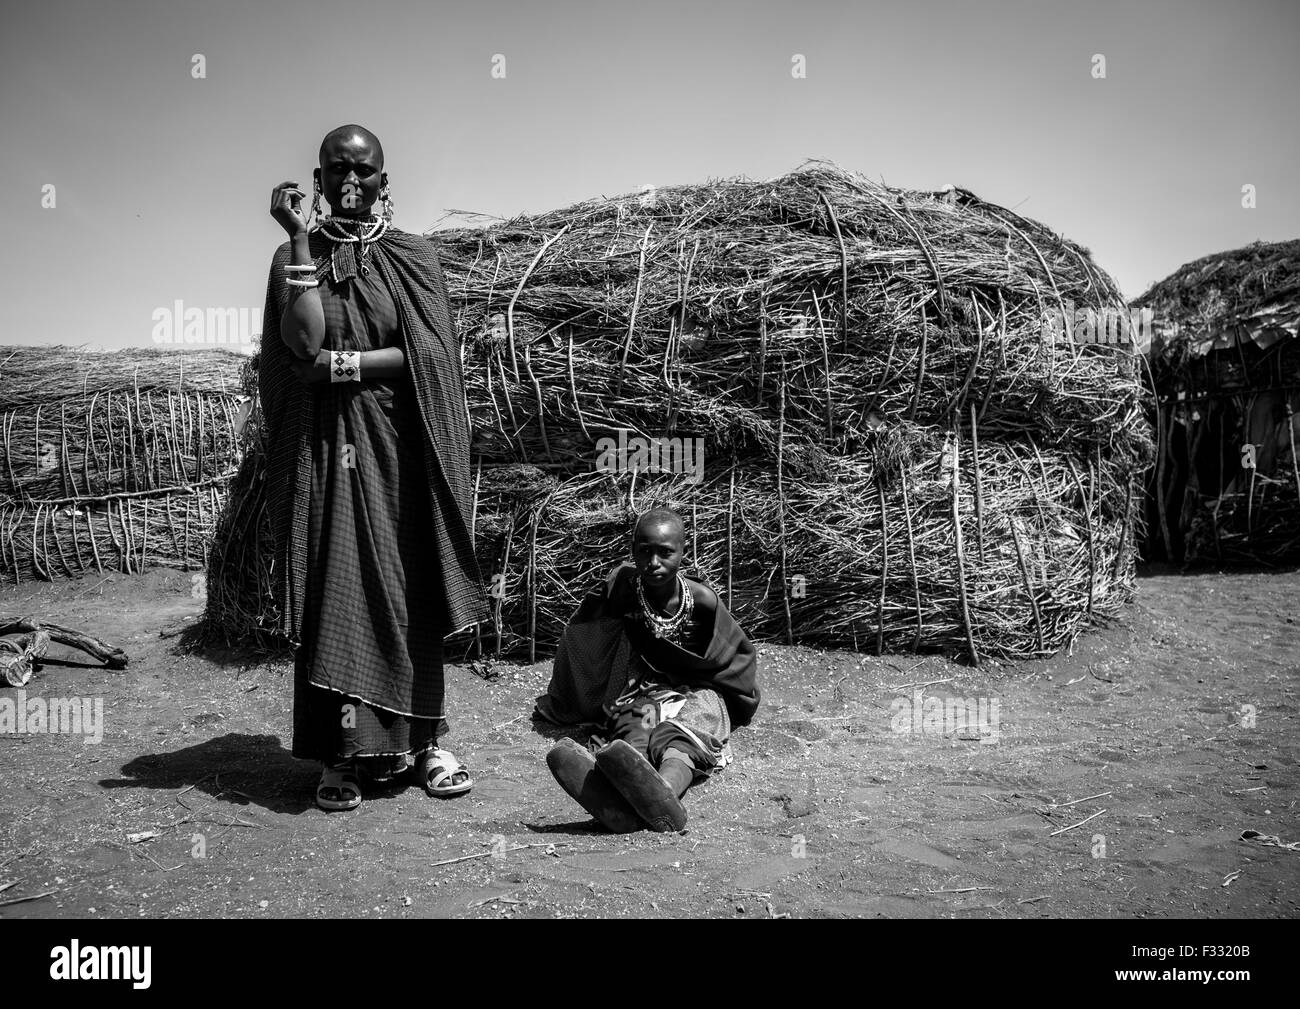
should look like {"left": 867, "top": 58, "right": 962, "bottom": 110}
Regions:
{"left": 1, "top": 565, "right": 1297, "bottom": 919}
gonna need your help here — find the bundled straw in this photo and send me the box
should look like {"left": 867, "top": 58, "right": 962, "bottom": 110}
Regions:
{"left": 0, "top": 346, "right": 248, "bottom": 581}
{"left": 1, "top": 482, "right": 227, "bottom": 580}
{"left": 0, "top": 346, "right": 248, "bottom": 409}
{"left": 463, "top": 426, "right": 1137, "bottom": 662}
{"left": 439, "top": 161, "right": 1148, "bottom": 467}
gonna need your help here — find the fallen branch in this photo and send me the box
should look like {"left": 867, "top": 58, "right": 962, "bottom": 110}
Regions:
{"left": 1048, "top": 791, "right": 1113, "bottom": 809}
{"left": 1049, "top": 808, "right": 1107, "bottom": 836}
{"left": 0, "top": 889, "right": 58, "bottom": 907}
{"left": 428, "top": 841, "right": 569, "bottom": 868}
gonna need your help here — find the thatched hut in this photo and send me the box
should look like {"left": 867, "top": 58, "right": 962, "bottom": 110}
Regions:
{"left": 204, "top": 162, "right": 1152, "bottom": 662}
{"left": 1134, "top": 240, "right": 1300, "bottom": 565}
{"left": 0, "top": 346, "right": 248, "bottom": 581}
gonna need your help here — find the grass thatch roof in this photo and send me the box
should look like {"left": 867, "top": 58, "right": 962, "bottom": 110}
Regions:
{"left": 1133, "top": 239, "right": 1300, "bottom": 370}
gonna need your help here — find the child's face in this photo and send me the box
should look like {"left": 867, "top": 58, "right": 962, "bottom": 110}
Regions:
{"left": 633, "top": 522, "right": 683, "bottom": 588}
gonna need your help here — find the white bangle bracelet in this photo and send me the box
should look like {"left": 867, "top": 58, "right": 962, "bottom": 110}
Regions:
{"left": 330, "top": 350, "right": 361, "bottom": 383}
{"left": 286, "top": 278, "right": 319, "bottom": 288}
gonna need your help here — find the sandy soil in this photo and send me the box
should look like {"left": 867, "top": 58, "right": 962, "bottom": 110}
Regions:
{"left": 0, "top": 565, "right": 1297, "bottom": 919}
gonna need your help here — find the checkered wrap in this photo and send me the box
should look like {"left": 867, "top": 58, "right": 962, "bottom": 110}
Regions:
{"left": 259, "top": 228, "right": 488, "bottom": 649}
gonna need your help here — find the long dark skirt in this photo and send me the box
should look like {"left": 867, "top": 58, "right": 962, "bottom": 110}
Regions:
{"left": 290, "top": 303, "right": 449, "bottom": 764}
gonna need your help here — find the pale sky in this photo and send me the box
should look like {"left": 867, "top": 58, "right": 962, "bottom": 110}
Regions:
{"left": 2, "top": 0, "right": 1297, "bottom": 352}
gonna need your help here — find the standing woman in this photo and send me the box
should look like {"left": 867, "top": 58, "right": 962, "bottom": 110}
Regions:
{"left": 260, "top": 125, "right": 488, "bottom": 811}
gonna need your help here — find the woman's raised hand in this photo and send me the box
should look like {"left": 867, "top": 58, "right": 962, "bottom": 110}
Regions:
{"left": 271, "top": 180, "right": 309, "bottom": 237}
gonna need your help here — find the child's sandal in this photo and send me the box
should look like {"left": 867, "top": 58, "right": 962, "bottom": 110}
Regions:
{"left": 594, "top": 740, "right": 687, "bottom": 833}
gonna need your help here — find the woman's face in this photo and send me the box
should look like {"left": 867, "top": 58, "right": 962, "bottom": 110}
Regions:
{"left": 316, "top": 133, "right": 386, "bottom": 217}
{"left": 633, "top": 521, "right": 684, "bottom": 588}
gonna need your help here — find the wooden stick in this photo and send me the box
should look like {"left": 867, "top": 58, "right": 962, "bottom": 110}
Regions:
{"left": 523, "top": 345, "right": 552, "bottom": 462}
{"left": 900, "top": 477, "right": 922, "bottom": 650}
{"left": 817, "top": 188, "right": 850, "bottom": 352}
{"left": 506, "top": 223, "right": 570, "bottom": 383}
{"left": 1288, "top": 401, "right": 1300, "bottom": 505}
{"left": 1112, "top": 477, "right": 1133, "bottom": 584}
{"left": 777, "top": 371, "right": 793, "bottom": 645}
{"left": 1155, "top": 403, "right": 1173, "bottom": 560}
{"left": 494, "top": 513, "right": 516, "bottom": 656}
{"left": 30, "top": 504, "right": 48, "bottom": 579}
{"left": 1048, "top": 790, "right": 1112, "bottom": 808}
{"left": 811, "top": 291, "right": 833, "bottom": 441}
{"left": 970, "top": 403, "right": 985, "bottom": 563}
{"left": 0, "top": 889, "right": 57, "bottom": 908}
{"left": 876, "top": 480, "right": 888, "bottom": 654}
{"left": 616, "top": 222, "right": 654, "bottom": 394}
{"left": 949, "top": 426, "right": 979, "bottom": 665}
{"left": 910, "top": 309, "right": 929, "bottom": 422}
{"left": 1049, "top": 808, "right": 1106, "bottom": 836}
{"left": 567, "top": 330, "right": 591, "bottom": 442}
{"left": 428, "top": 841, "right": 568, "bottom": 868}
{"left": 725, "top": 462, "right": 735, "bottom": 610}
{"left": 2, "top": 410, "right": 18, "bottom": 496}
{"left": 1009, "top": 519, "right": 1044, "bottom": 654}
{"left": 494, "top": 350, "right": 521, "bottom": 455}
{"left": 58, "top": 401, "right": 72, "bottom": 498}
{"left": 526, "top": 488, "right": 559, "bottom": 663}
{"left": 1066, "top": 456, "right": 1095, "bottom": 617}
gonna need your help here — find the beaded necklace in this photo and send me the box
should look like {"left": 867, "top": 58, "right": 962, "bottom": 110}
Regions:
{"left": 634, "top": 573, "right": 694, "bottom": 642}
{"left": 313, "top": 214, "right": 389, "bottom": 282}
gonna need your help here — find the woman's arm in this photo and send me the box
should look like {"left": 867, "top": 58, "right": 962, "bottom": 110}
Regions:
{"left": 269, "top": 180, "right": 325, "bottom": 360}
{"left": 358, "top": 346, "right": 405, "bottom": 378}
{"left": 289, "top": 345, "right": 406, "bottom": 384}
{"left": 280, "top": 232, "right": 326, "bottom": 360}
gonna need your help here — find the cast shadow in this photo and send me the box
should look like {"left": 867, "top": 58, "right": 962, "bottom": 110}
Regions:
{"left": 529, "top": 713, "right": 597, "bottom": 745}
{"left": 99, "top": 732, "right": 319, "bottom": 815}
{"left": 522, "top": 819, "right": 616, "bottom": 837}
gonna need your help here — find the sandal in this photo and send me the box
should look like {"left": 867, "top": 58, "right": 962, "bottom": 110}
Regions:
{"left": 594, "top": 739, "right": 687, "bottom": 833}
{"left": 414, "top": 747, "right": 473, "bottom": 798}
{"left": 546, "top": 737, "right": 643, "bottom": 833}
{"left": 316, "top": 762, "right": 362, "bottom": 812}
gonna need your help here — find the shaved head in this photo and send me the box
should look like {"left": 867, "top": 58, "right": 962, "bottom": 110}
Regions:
{"left": 315, "top": 124, "right": 387, "bottom": 219}
{"left": 319, "top": 124, "right": 384, "bottom": 166}
{"left": 634, "top": 507, "right": 685, "bottom": 547}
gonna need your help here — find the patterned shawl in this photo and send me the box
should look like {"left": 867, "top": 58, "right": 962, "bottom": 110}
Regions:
{"left": 258, "top": 227, "right": 488, "bottom": 648}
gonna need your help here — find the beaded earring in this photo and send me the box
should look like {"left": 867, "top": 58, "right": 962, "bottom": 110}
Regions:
{"left": 309, "top": 179, "right": 322, "bottom": 230}
{"left": 380, "top": 181, "right": 394, "bottom": 222}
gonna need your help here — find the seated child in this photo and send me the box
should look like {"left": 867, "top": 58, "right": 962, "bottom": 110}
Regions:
{"left": 535, "top": 507, "right": 760, "bottom": 832}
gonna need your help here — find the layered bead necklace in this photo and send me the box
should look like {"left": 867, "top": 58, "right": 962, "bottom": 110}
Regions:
{"left": 314, "top": 213, "right": 389, "bottom": 282}
{"left": 635, "top": 573, "right": 695, "bottom": 641}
